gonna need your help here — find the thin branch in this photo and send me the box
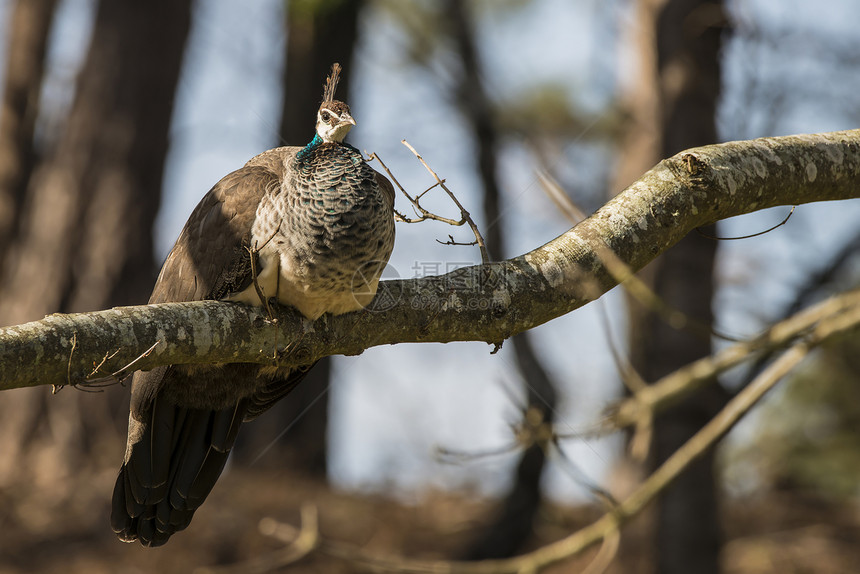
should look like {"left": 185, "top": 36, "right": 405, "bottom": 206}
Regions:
{"left": 402, "top": 140, "right": 490, "bottom": 263}
{"left": 579, "top": 528, "right": 620, "bottom": 574}
{"left": 536, "top": 171, "right": 587, "bottom": 225}
{"left": 114, "top": 341, "right": 156, "bottom": 378}
{"left": 368, "top": 148, "right": 488, "bottom": 263}
{"left": 696, "top": 205, "right": 796, "bottom": 240}
{"left": 435, "top": 442, "right": 521, "bottom": 464}
{"left": 733, "top": 224, "right": 860, "bottom": 393}
{"left": 437, "top": 234, "right": 478, "bottom": 248}
{"left": 606, "top": 287, "right": 860, "bottom": 432}
{"left": 368, "top": 151, "right": 455, "bottom": 224}
{"left": 88, "top": 347, "right": 122, "bottom": 379}
{"left": 74, "top": 341, "right": 159, "bottom": 390}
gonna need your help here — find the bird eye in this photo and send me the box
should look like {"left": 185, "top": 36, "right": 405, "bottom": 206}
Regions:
{"left": 321, "top": 111, "right": 331, "bottom": 122}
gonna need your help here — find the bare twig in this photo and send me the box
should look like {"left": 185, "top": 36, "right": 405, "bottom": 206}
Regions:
{"left": 110, "top": 340, "right": 159, "bottom": 380}
{"left": 591, "top": 300, "right": 654, "bottom": 459}
{"left": 436, "top": 403, "right": 554, "bottom": 465}
{"left": 88, "top": 348, "right": 122, "bottom": 379}
{"left": 80, "top": 341, "right": 160, "bottom": 389}
{"left": 368, "top": 145, "right": 489, "bottom": 264}
{"left": 536, "top": 171, "right": 587, "bottom": 225}
{"left": 596, "top": 300, "right": 646, "bottom": 394}
{"left": 579, "top": 528, "right": 620, "bottom": 574}
{"left": 368, "top": 151, "right": 462, "bottom": 225}
{"left": 550, "top": 439, "right": 618, "bottom": 509}
{"left": 696, "top": 205, "right": 796, "bottom": 240}
{"left": 401, "top": 140, "right": 489, "bottom": 263}
{"left": 438, "top": 234, "right": 478, "bottom": 248}
{"left": 435, "top": 442, "right": 520, "bottom": 464}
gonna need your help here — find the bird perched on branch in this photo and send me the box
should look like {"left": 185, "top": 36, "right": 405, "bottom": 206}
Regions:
{"left": 111, "top": 63, "right": 395, "bottom": 546}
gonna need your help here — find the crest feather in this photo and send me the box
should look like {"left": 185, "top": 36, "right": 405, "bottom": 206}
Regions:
{"left": 323, "top": 63, "right": 342, "bottom": 102}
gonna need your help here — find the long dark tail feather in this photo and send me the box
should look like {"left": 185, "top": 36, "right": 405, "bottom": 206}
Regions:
{"left": 111, "top": 398, "right": 246, "bottom": 547}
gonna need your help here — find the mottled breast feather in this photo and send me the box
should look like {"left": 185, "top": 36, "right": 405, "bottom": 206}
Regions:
{"left": 247, "top": 141, "right": 396, "bottom": 317}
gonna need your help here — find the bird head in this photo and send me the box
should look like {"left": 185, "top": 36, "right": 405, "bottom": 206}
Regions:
{"left": 315, "top": 100, "right": 356, "bottom": 143}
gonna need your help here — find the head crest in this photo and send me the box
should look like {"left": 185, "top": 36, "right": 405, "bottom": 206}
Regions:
{"left": 323, "top": 63, "right": 342, "bottom": 103}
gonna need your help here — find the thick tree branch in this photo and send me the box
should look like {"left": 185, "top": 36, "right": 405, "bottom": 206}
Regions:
{"left": 1, "top": 130, "right": 859, "bottom": 391}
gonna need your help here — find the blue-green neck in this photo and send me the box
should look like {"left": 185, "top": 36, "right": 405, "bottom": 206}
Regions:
{"left": 297, "top": 133, "right": 323, "bottom": 161}
{"left": 296, "top": 133, "right": 359, "bottom": 162}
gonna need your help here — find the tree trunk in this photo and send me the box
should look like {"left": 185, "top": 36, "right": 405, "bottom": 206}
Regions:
{"left": 618, "top": 1, "right": 728, "bottom": 572}
{"left": 0, "top": 0, "right": 57, "bottom": 270}
{"left": 232, "top": 0, "right": 364, "bottom": 476}
{"left": 442, "top": 0, "right": 558, "bottom": 559}
{"left": 0, "top": 0, "right": 191, "bottom": 496}
{"left": 651, "top": 3, "right": 728, "bottom": 572}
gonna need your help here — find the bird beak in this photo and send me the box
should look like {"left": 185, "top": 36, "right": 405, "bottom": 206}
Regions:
{"left": 340, "top": 112, "right": 357, "bottom": 127}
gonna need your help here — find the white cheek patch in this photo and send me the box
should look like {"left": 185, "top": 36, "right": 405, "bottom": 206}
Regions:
{"left": 317, "top": 113, "right": 351, "bottom": 143}
{"left": 316, "top": 109, "right": 345, "bottom": 143}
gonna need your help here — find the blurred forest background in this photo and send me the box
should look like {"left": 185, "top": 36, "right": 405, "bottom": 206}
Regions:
{"left": 1, "top": 0, "right": 859, "bottom": 572}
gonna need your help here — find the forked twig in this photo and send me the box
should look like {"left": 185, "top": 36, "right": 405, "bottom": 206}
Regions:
{"left": 437, "top": 233, "right": 478, "bottom": 248}
{"left": 68, "top": 341, "right": 160, "bottom": 390}
{"left": 368, "top": 143, "right": 489, "bottom": 263}
{"left": 87, "top": 349, "right": 123, "bottom": 382}
{"left": 401, "top": 140, "right": 489, "bottom": 263}
{"left": 110, "top": 340, "right": 160, "bottom": 380}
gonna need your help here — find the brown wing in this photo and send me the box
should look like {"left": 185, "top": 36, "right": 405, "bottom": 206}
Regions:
{"left": 149, "top": 165, "right": 281, "bottom": 304}
{"left": 113, "top": 153, "right": 309, "bottom": 546}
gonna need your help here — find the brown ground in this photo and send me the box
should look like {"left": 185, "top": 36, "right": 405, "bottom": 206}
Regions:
{"left": 1, "top": 467, "right": 858, "bottom": 574}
